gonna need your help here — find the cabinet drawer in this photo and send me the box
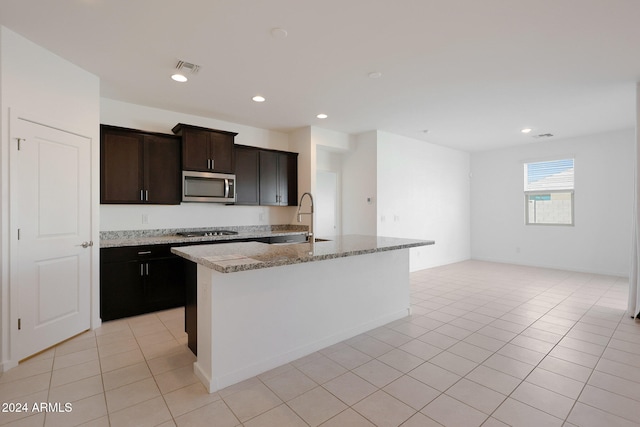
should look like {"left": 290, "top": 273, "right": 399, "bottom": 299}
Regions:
{"left": 101, "top": 245, "right": 173, "bottom": 263}
{"left": 265, "top": 234, "right": 307, "bottom": 244}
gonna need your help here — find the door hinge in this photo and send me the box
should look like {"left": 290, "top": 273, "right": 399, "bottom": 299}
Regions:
{"left": 18, "top": 318, "right": 21, "bottom": 330}
{"left": 17, "top": 229, "right": 21, "bottom": 240}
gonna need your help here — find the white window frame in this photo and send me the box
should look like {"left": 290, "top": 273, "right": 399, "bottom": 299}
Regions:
{"left": 524, "top": 190, "right": 575, "bottom": 226}
{"left": 524, "top": 158, "right": 575, "bottom": 226}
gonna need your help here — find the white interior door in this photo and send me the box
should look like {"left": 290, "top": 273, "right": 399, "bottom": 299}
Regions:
{"left": 316, "top": 170, "right": 339, "bottom": 238}
{"left": 12, "top": 117, "right": 92, "bottom": 360}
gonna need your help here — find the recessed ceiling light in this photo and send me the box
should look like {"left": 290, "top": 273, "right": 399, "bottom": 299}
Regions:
{"left": 252, "top": 95, "right": 266, "bottom": 102}
{"left": 368, "top": 71, "right": 382, "bottom": 79}
{"left": 316, "top": 113, "right": 328, "bottom": 119}
{"left": 171, "top": 74, "right": 188, "bottom": 83}
{"left": 521, "top": 128, "right": 532, "bottom": 134}
{"left": 422, "top": 129, "right": 430, "bottom": 134}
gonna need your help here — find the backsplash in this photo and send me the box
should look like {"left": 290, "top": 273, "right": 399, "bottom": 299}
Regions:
{"left": 99, "top": 203, "right": 297, "bottom": 232}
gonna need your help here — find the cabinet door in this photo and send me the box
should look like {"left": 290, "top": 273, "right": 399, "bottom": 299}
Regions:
{"left": 235, "top": 146, "right": 260, "bottom": 205}
{"left": 209, "top": 132, "right": 235, "bottom": 173}
{"left": 144, "top": 256, "right": 185, "bottom": 312}
{"left": 182, "top": 128, "right": 210, "bottom": 171}
{"left": 259, "top": 150, "right": 279, "bottom": 206}
{"left": 101, "top": 128, "right": 144, "bottom": 203}
{"left": 144, "top": 135, "right": 181, "bottom": 204}
{"left": 281, "top": 152, "right": 298, "bottom": 206}
{"left": 259, "top": 150, "right": 299, "bottom": 206}
{"left": 100, "top": 261, "right": 145, "bottom": 321}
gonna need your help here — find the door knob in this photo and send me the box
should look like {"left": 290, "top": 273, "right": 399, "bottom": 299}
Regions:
{"left": 77, "top": 241, "right": 93, "bottom": 248}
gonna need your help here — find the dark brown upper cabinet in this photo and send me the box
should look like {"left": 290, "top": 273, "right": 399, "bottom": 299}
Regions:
{"left": 101, "top": 125, "right": 181, "bottom": 205}
{"left": 235, "top": 145, "right": 260, "bottom": 205}
{"left": 259, "top": 150, "right": 298, "bottom": 206}
{"left": 172, "top": 123, "right": 237, "bottom": 173}
{"left": 234, "top": 145, "right": 298, "bottom": 207}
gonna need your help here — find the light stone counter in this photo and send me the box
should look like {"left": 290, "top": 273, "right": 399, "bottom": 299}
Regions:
{"left": 171, "top": 235, "right": 434, "bottom": 273}
{"left": 99, "top": 225, "right": 307, "bottom": 248}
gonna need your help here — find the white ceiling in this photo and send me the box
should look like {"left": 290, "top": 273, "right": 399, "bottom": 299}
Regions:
{"left": 1, "top": 0, "right": 639, "bottom": 152}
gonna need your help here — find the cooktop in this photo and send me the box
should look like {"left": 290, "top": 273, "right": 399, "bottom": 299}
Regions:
{"left": 176, "top": 230, "right": 239, "bottom": 237}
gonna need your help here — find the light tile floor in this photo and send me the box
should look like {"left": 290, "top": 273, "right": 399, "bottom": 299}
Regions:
{"left": 1, "top": 260, "right": 639, "bottom": 426}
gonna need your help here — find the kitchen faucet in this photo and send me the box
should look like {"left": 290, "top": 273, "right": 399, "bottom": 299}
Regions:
{"left": 296, "top": 192, "right": 314, "bottom": 242}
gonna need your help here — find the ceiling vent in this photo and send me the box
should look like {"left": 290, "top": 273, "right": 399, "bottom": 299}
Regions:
{"left": 176, "top": 60, "right": 200, "bottom": 74}
{"left": 532, "top": 133, "right": 554, "bottom": 139}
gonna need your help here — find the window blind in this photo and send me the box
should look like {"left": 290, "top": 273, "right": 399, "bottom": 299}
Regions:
{"left": 524, "top": 159, "right": 574, "bottom": 192}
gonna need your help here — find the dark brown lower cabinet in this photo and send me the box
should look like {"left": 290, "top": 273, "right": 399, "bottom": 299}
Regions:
{"left": 184, "top": 261, "right": 198, "bottom": 355}
{"left": 100, "top": 238, "right": 258, "bottom": 352}
{"left": 100, "top": 245, "right": 185, "bottom": 322}
{"left": 100, "top": 259, "right": 147, "bottom": 321}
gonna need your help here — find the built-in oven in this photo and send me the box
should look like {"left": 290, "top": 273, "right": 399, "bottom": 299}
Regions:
{"left": 182, "top": 171, "right": 236, "bottom": 203}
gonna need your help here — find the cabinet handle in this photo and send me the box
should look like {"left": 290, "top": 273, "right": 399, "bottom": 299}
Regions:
{"left": 146, "top": 263, "right": 149, "bottom": 276}
{"left": 207, "top": 159, "right": 211, "bottom": 169}
{"left": 137, "top": 251, "right": 151, "bottom": 255}
{"left": 211, "top": 159, "right": 215, "bottom": 170}
{"left": 140, "top": 264, "right": 144, "bottom": 276}
{"left": 145, "top": 190, "right": 149, "bottom": 201}
{"left": 140, "top": 190, "right": 144, "bottom": 201}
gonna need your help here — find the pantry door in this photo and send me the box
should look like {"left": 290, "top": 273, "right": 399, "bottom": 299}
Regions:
{"left": 12, "top": 116, "right": 92, "bottom": 360}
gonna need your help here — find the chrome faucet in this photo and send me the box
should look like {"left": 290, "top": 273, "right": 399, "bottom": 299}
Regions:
{"left": 296, "top": 192, "right": 314, "bottom": 242}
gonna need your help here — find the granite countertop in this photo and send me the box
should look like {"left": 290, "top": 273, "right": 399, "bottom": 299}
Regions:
{"left": 100, "top": 225, "right": 307, "bottom": 248}
{"left": 171, "top": 234, "right": 435, "bottom": 273}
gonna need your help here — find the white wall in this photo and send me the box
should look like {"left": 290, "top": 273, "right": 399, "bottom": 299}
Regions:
{"left": 376, "top": 131, "right": 471, "bottom": 270}
{"left": 100, "top": 99, "right": 298, "bottom": 230}
{"left": 0, "top": 26, "right": 100, "bottom": 370}
{"left": 342, "top": 131, "right": 378, "bottom": 235}
{"left": 470, "top": 129, "right": 634, "bottom": 276}
{"left": 317, "top": 149, "right": 344, "bottom": 172}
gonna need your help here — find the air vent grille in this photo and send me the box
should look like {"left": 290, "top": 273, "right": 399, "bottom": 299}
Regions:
{"left": 532, "top": 133, "right": 554, "bottom": 139}
{"left": 176, "top": 60, "right": 200, "bottom": 74}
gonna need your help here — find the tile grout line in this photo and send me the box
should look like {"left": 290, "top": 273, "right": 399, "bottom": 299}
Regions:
{"left": 406, "top": 269, "right": 624, "bottom": 426}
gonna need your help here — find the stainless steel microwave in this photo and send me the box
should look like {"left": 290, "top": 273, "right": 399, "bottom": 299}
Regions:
{"left": 182, "top": 171, "right": 236, "bottom": 203}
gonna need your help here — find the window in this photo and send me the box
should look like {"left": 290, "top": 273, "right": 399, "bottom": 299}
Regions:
{"left": 524, "top": 158, "right": 574, "bottom": 225}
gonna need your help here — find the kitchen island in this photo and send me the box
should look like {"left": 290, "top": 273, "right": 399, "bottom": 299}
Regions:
{"left": 172, "top": 235, "right": 434, "bottom": 393}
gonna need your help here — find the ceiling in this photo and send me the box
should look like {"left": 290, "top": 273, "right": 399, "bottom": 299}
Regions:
{"left": 1, "top": 0, "right": 639, "bottom": 152}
